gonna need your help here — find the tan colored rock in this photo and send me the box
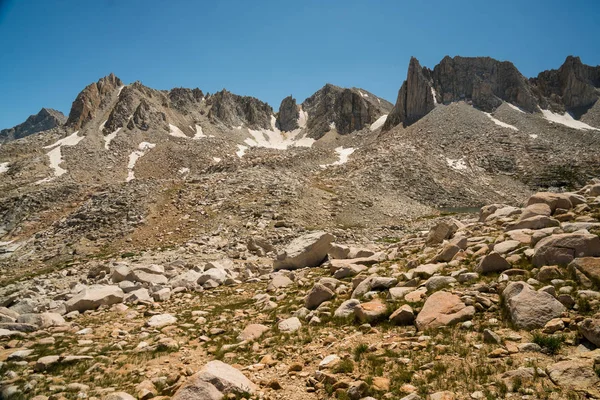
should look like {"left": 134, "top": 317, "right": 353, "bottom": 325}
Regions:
{"left": 65, "top": 285, "right": 124, "bottom": 312}
{"left": 305, "top": 283, "right": 335, "bottom": 309}
{"left": 415, "top": 291, "right": 475, "bottom": 331}
{"left": 237, "top": 324, "right": 269, "bottom": 342}
{"left": 354, "top": 299, "right": 388, "bottom": 323}
{"left": 527, "top": 192, "right": 573, "bottom": 212}
{"left": 477, "top": 252, "right": 511, "bottom": 273}
{"left": 274, "top": 231, "right": 334, "bottom": 270}
{"left": 506, "top": 215, "right": 560, "bottom": 231}
{"left": 520, "top": 203, "right": 552, "bottom": 220}
{"left": 546, "top": 358, "right": 599, "bottom": 393}
{"left": 389, "top": 304, "right": 415, "bottom": 325}
{"left": 533, "top": 233, "right": 600, "bottom": 267}
{"left": 502, "top": 281, "right": 565, "bottom": 329}
{"left": 568, "top": 257, "right": 600, "bottom": 286}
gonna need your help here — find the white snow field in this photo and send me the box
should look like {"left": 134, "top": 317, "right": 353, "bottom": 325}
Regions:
{"left": 540, "top": 108, "right": 599, "bottom": 131}
{"left": 320, "top": 147, "right": 356, "bottom": 168}
{"left": 126, "top": 142, "right": 156, "bottom": 182}
{"left": 245, "top": 115, "right": 315, "bottom": 150}
{"left": 0, "top": 162, "right": 9, "bottom": 174}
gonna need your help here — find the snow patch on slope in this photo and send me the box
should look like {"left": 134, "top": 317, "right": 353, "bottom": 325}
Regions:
{"left": 483, "top": 112, "right": 518, "bottom": 131}
{"left": 446, "top": 157, "right": 468, "bottom": 171}
{"left": 320, "top": 147, "right": 356, "bottom": 168}
{"left": 117, "top": 85, "right": 125, "bottom": 96}
{"left": 358, "top": 90, "right": 368, "bottom": 98}
{"left": 168, "top": 124, "right": 188, "bottom": 138}
{"left": 104, "top": 127, "right": 121, "bottom": 150}
{"left": 540, "top": 108, "right": 599, "bottom": 131}
{"left": 245, "top": 115, "right": 314, "bottom": 150}
{"left": 507, "top": 103, "right": 525, "bottom": 113}
{"left": 236, "top": 145, "right": 248, "bottom": 158}
{"left": 193, "top": 124, "right": 207, "bottom": 139}
{"left": 36, "top": 131, "right": 85, "bottom": 184}
{"left": 370, "top": 114, "right": 388, "bottom": 131}
{"left": 0, "top": 162, "right": 9, "bottom": 174}
{"left": 126, "top": 142, "right": 156, "bottom": 182}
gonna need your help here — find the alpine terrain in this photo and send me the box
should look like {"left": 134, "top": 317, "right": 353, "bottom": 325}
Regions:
{"left": 1, "top": 55, "right": 600, "bottom": 400}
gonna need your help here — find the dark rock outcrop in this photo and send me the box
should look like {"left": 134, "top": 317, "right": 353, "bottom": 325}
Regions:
{"left": 207, "top": 90, "right": 273, "bottom": 130}
{"left": 103, "top": 86, "right": 137, "bottom": 134}
{"left": 127, "top": 99, "right": 167, "bottom": 131}
{"left": 276, "top": 96, "right": 299, "bottom": 131}
{"left": 302, "top": 84, "right": 393, "bottom": 139}
{"left": 383, "top": 57, "right": 436, "bottom": 130}
{"left": 66, "top": 73, "right": 123, "bottom": 130}
{"left": 531, "top": 56, "right": 600, "bottom": 115}
{"left": 0, "top": 108, "right": 66, "bottom": 143}
{"left": 169, "top": 88, "right": 204, "bottom": 113}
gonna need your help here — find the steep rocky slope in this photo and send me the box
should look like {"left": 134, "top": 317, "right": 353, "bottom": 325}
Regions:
{"left": 0, "top": 108, "right": 66, "bottom": 144}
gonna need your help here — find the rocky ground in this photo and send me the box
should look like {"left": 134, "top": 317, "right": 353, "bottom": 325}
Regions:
{"left": 1, "top": 179, "right": 600, "bottom": 399}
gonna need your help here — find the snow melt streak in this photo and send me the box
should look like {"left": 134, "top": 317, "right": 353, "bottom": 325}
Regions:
{"left": 483, "top": 112, "right": 518, "bottom": 131}
{"left": 104, "top": 127, "right": 121, "bottom": 150}
{"left": 370, "top": 114, "right": 388, "bottom": 131}
{"left": 37, "top": 131, "right": 85, "bottom": 184}
{"left": 127, "top": 142, "right": 156, "bottom": 182}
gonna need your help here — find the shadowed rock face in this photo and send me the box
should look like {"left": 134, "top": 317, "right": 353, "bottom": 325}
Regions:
{"left": 302, "top": 84, "right": 393, "bottom": 139}
{"left": 531, "top": 56, "right": 600, "bottom": 114}
{"left": 384, "top": 55, "right": 600, "bottom": 131}
{"left": 169, "top": 88, "right": 204, "bottom": 113}
{"left": 383, "top": 57, "right": 436, "bottom": 130}
{"left": 0, "top": 108, "right": 66, "bottom": 143}
{"left": 66, "top": 73, "right": 123, "bottom": 129}
{"left": 276, "top": 96, "right": 299, "bottom": 132}
{"left": 431, "top": 56, "right": 538, "bottom": 113}
{"left": 207, "top": 90, "right": 273, "bottom": 130}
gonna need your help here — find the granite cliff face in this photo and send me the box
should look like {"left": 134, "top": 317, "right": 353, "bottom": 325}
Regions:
{"left": 383, "top": 57, "right": 436, "bottom": 130}
{"left": 0, "top": 108, "right": 66, "bottom": 143}
{"left": 302, "top": 84, "right": 393, "bottom": 138}
{"left": 66, "top": 73, "right": 123, "bottom": 130}
{"left": 531, "top": 55, "right": 600, "bottom": 115}
{"left": 276, "top": 96, "right": 300, "bottom": 132}
{"left": 384, "top": 55, "right": 600, "bottom": 130}
{"left": 207, "top": 90, "right": 273, "bottom": 130}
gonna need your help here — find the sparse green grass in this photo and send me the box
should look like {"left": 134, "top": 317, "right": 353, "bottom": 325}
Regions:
{"left": 532, "top": 332, "right": 563, "bottom": 355}
{"left": 354, "top": 343, "right": 369, "bottom": 361}
{"left": 333, "top": 358, "right": 354, "bottom": 374}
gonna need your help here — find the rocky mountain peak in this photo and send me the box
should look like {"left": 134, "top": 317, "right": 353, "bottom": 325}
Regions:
{"left": 531, "top": 55, "right": 600, "bottom": 114}
{"left": 302, "top": 84, "right": 392, "bottom": 138}
{"left": 276, "top": 96, "right": 300, "bottom": 132}
{"left": 66, "top": 73, "right": 123, "bottom": 129}
{"left": 0, "top": 107, "right": 66, "bottom": 143}
{"left": 207, "top": 89, "right": 273, "bottom": 130}
{"left": 383, "top": 57, "right": 436, "bottom": 130}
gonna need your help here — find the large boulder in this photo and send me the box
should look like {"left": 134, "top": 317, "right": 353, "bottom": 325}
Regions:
{"left": 532, "top": 233, "right": 600, "bottom": 267}
{"left": 568, "top": 257, "right": 600, "bottom": 287}
{"left": 65, "top": 285, "right": 124, "bottom": 312}
{"left": 505, "top": 216, "right": 560, "bottom": 231}
{"left": 477, "top": 252, "right": 511, "bottom": 274}
{"left": 415, "top": 291, "right": 475, "bottom": 331}
{"left": 502, "top": 281, "right": 565, "bottom": 329}
{"left": 16, "top": 313, "right": 66, "bottom": 329}
{"left": 546, "top": 358, "right": 600, "bottom": 394}
{"left": 273, "top": 231, "right": 334, "bottom": 270}
{"left": 425, "top": 220, "right": 462, "bottom": 246}
{"left": 305, "top": 283, "right": 335, "bottom": 310}
{"left": 354, "top": 299, "right": 388, "bottom": 323}
{"left": 527, "top": 192, "right": 573, "bottom": 213}
{"left": 185, "top": 360, "right": 256, "bottom": 395}
{"left": 579, "top": 318, "right": 600, "bottom": 347}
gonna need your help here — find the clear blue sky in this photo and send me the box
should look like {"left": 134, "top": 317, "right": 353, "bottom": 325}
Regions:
{"left": 1, "top": 0, "right": 599, "bottom": 129}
